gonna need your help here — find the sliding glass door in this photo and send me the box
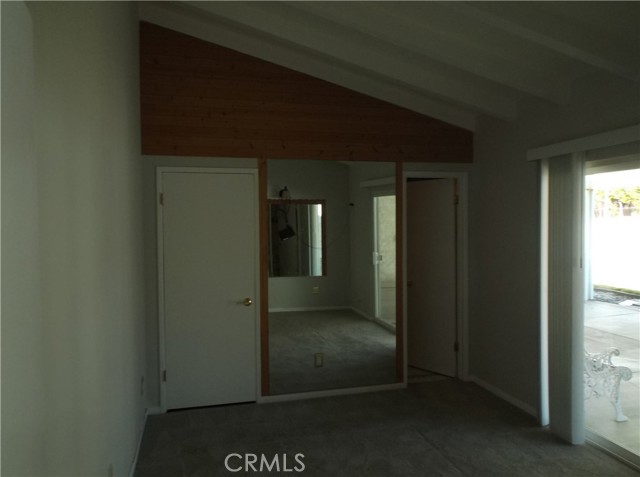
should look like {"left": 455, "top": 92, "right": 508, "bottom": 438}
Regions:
{"left": 535, "top": 125, "right": 639, "bottom": 468}
{"left": 583, "top": 165, "right": 640, "bottom": 462}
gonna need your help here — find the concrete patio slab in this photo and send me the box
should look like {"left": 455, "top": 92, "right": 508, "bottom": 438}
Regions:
{"left": 584, "top": 300, "right": 640, "bottom": 456}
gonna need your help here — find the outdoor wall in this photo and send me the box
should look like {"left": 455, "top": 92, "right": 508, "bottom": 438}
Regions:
{"left": 591, "top": 215, "right": 640, "bottom": 291}
{"left": 2, "top": 3, "right": 146, "bottom": 475}
{"left": 470, "top": 73, "right": 640, "bottom": 416}
{"left": 268, "top": 160, "right": 351, "bottom": 310}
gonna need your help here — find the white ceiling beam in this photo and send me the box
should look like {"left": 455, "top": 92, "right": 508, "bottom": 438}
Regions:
{"left": 177, "top": 1, "right": 518, "bottom": 120}
{"left": 288, "top": 1, "right": 570, "bottom": 104}
{"left": 527, "top": 124, "right": 640, "bottom": 161}
{"left": 138, "top": 2, "right": 477, "bottom": 130}
{"left": 443, "top": 2, "right": 639, "bottom": 82}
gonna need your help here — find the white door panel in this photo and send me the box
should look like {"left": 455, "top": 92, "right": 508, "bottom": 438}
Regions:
{"left": 407, "top": 179, "right": 457, "bottom": 377}
{"left": 161, "top": 171, "right": 258, "bottom": 409}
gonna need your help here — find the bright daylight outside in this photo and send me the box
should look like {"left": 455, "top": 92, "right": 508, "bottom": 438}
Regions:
{"left": 584, "top": 168, "right": 640, "bottom": 457}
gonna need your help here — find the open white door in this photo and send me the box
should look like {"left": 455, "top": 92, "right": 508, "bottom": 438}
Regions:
{"left": 407, "top": 178, "right": 457, "bottom": 377}
{"left": 159, "top": 169, "right": 258, "bottom": 410}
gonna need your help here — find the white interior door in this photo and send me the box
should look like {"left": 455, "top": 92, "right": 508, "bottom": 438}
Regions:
{"left": 160, "top": 169, "right": 258, "bottom": 410}
{"left": 407, "top": 178, "right": 457, "bottom": 377}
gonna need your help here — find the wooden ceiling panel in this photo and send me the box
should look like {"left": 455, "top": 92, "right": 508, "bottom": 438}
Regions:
{"left": 140, "top": 22, "right": 472, "bottom": 163}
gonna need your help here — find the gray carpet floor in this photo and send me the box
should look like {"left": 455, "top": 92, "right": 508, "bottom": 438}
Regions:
{"left": 269, "top": 309, "right": 396, "bottom": 395}
{"left": 134, "top": 379, "right": 639, "bottom": 477}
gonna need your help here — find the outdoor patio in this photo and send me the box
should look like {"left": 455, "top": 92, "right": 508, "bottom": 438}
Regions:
{"left": 584, "top": 300, "right": 640, "bottom": 456}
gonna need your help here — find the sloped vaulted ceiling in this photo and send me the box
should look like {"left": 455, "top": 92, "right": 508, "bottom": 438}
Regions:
{"left": 139, "top": 1, "right": 640, "bottom": 132}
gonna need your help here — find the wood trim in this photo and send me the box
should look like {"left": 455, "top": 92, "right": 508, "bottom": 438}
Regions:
{"left": 259, "top": 159, "right": 270, "bottom": 396}
{"left": 395, "top": 161, "right": 404, "bottom": 383}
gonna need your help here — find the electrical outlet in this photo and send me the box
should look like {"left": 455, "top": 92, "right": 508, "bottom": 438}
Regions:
{"left": 312, "top": 286, "right": 320, "bottom": 294}
{"left": 107, "top": 464, "right": 114, "bottom": 477}
{"left": 140, "top": 376, "right": 145, "bottom": 397}
{"left": 314, "top": 353, "right": 324, "bottom": 367}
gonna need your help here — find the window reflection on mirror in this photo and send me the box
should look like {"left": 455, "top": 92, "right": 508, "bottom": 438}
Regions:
{"left": 267, "top": 159, "right": 397, "bottom": 396}
{"left": 268, "top": 200, "right": 326, "bottom": 277}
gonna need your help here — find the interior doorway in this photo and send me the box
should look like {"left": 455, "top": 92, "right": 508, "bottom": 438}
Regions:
{"left": 373, "top": 193, "right": 397, "bottom": 329}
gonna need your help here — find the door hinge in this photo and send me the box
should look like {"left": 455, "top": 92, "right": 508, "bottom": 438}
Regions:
{"left": 162, "top": 370, "right": 167, "bottom": 382}
{"left": 159, "top": 193, "right": 164, "bottom": 206}
{"left": 454, "top": 342, "right": 459, "bottom": 352}
{"left": 454, "top": 194, "right": 459, "bottom": 206}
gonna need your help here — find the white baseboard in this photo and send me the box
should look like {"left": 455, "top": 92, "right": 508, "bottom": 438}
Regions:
{"left": 468, "top": 375, "right": 538, "bottom": 419}
{"left": 129, "top": 407, "right": 150, "bottom": 477}
{"left": 146, "top": 406, "right": 163, "bottom": 415}
{"left": 268, "top": 306, "right": 349, "bottom": 313}
{"left": 128, "top": 406, "right": 165, "bottom": 476}
{"left": 350, "top": 307, "right": 396, "bottom": 333}
{"left": 350, "top": 306, "right": 374, "bottom": 321}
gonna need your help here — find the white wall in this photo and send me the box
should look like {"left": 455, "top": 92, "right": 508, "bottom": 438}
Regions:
{"left": 1, "top": 3, "right": 47, "bottom": 474}
{"left": 1, "top": 2, "right": 146, "bottom": 475}
{"left": 470, "top": 73, "right": 640, "bottom": 415}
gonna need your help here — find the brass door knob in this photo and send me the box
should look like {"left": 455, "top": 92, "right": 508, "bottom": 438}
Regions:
{"left": 242, "top": 297, "right": 253, "bottom": 307}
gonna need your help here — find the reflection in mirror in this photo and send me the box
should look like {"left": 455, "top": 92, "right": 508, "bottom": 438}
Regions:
{"left": 374, "top": 194, "right": 397, "bottom": 329}
{"left": 268, "top": 199, "right": 326, "bottom": 277}
{"left": 267, "top": 159, "right": 397, "bottom": 395}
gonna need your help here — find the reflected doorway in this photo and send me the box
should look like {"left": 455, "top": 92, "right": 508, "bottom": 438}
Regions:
{"left": 373, "top": 194, "right": 396, "bottom": 328}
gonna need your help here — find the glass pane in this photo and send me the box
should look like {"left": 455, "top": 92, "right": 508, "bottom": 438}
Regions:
{"left": 584, "top": 168, "right": 640, "bottom": 457}
{"left": 267, "top": 159, "right": 397, "bottom": 395}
